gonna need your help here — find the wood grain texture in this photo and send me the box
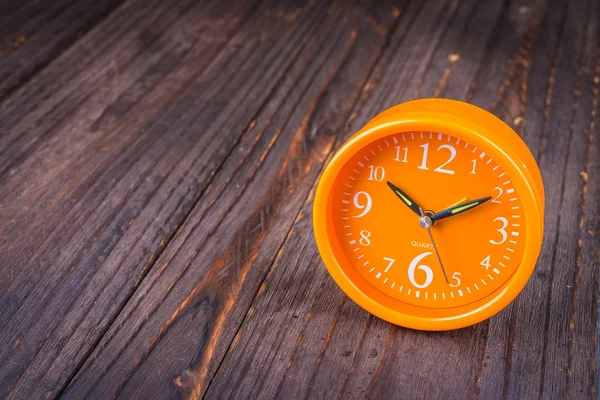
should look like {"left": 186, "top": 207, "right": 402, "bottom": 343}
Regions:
{"left": 61, "top": 2, "right": 404, "bottom": 398}
{"left": 476, "top": 0, "right": 600, "bottom": 399}
{"left": 0, "top": 0, "right": 126, "bottom": 99}
{"left": 0, "top": 0, "right": 273, "bottom": 397}
{"left": 0, "top": 0, "right": 598, "bottom": 399}
{"left": 206, "top": 0, "right": 537, "bottom": 399}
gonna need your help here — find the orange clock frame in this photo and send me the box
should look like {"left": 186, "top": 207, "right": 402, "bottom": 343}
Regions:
{"left": 313, "top": 99, "right": 545, "bottom": 330}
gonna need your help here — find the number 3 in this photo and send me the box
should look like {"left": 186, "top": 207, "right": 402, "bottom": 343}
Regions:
{"left": 490, "top": 217, "right": 508, "bottom": 244}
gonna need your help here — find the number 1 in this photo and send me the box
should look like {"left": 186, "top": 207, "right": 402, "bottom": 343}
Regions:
{"left": 418, "top": 143, "right": 429, "bottom": 170}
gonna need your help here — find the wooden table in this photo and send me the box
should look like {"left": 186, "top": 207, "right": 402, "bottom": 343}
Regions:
{"left": 0, "top": 0, "right": 598, "bottom": 398}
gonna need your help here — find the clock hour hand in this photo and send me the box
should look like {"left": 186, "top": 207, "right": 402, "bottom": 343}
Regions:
{"left": 386, "top": 181, "right": 422, "bottom": 217}
{"left": 430, "top": 196, "right": 492, "bottom": 222}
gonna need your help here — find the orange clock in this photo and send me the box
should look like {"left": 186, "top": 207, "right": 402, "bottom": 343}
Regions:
{"left": 313, "top": 99, "right": 544, "bottom": 330}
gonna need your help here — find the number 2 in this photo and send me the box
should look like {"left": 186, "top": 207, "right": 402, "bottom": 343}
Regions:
{"left": 492, "top": 187, "right": 502, "bottom": 203}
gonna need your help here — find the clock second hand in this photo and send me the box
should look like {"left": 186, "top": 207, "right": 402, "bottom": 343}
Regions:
{"left": 419, "top": 207, "right": 450, "bottom": 285}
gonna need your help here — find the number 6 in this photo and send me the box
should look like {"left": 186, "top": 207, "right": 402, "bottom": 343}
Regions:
{"left": 408, "top": 252, "right": 434, "bottom": 289}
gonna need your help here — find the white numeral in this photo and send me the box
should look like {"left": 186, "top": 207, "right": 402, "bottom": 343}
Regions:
{"left": 352, "top": 191, "right": 372, "bottom": 218}
{"left": 492, "top": 187, "right": 502, "bottom": 203}
{"left": 471, "top": 159, "right": 477, "bottom": 174}
{"left": 367, "top": 165, "right": 385, "bottom": 181}
{"left": 490, "top": 217, "right": 508, "bottom": 244}
{"left": 450, "top": 272, "right": 461, "bottom": 287}
{"left": 394, "top": 146, "right": 408, "bottom": 162}
{"left": 418, "top": 143, "right": 429, "bottom": 170}
{"left": 480, "top": 255, "right": 491, "bottom": 269}
{"left": 383, "top": 257, "right": 395, "bottom": 272}
{"left": 408, "top": 252, "right": 434, "bottom": 289}
{"left": 359, "top": 230, "right": 371, "bottom": 246}
{"left": 434, "top": 144, "right": 456, "bottom": 174}
{"left": 418, "top": 143, "right": 456, "bottom": 174}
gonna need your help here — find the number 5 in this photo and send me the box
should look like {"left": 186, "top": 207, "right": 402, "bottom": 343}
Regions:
{"left": 450, "top": 272, "right": 461, "bottom": 287}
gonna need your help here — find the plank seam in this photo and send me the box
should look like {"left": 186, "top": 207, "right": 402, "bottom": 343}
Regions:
{"left": 537, "top": 1, "right": 587, "bottom": 397}
{"left": 470, "top": 1, "right": 549, "bottom": 397}
{"left": 466, "top": 0, "right": 516, "bottom": 395}
{"left": 0, "top": 0, "right": 206, "bottom": 179}
{"left": 565, "top": 1, "right": 594, "bottom": 394}
{"left": 51, "top": 0, "right": 271, "bottom": 397}
{"left": 410, "top": 0, "right": 461, "bottom": 99}
{"left": 431, "top": 0, "right": 484, "bottom": 99}
{"left": 335, "top": 314, "right": 375, "bottom": 398}
{"left": 201, "top": 3, "right": 408, "bottom": 397}
{"left": 571, "top": 36, "right": 600, "bottom": 400}
{"left": 69, "top": 1, "right": 338, "bottom": 397}
{"left": 0, "top": 0, "right": 129, "bottom": 102}
{"left": 301, "top": 295, "right": 348, "bottom": 400}
{"left": 0, "top": 0, "right": 238, "bottom": 367}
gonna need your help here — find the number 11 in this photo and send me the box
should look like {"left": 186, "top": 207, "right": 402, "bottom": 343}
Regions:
{"left": 395, "top": 146, "right": 408, "bottom": 162}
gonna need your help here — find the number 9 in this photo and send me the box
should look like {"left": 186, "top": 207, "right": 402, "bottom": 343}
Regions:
{"left": 352, "top": 191, "right": 372, "bottom": 218}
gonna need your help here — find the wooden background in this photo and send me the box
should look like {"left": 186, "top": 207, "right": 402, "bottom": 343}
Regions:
{"left": 0, "top": 0, "right": 598, "bottom": 398}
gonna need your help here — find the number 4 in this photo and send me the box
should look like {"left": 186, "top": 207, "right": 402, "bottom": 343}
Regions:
{"left": 480, "top": 255, "right": 491, "bottom": 270}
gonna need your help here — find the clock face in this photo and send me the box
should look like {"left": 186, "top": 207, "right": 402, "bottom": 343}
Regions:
{"left": 331, "top": 131, "right": 526, "bottom": 309}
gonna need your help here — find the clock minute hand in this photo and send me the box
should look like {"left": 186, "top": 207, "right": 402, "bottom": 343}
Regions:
{"left": 419, "top": 207, "right": 449, "bottom": 284}
{"left": 430, "top": 196, "right": 492, "bottom": 222}
{"left": 386, "top": 181, "right": 422, "bottom": 217}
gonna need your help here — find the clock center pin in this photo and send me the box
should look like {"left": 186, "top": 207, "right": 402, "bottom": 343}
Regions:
{"left": 418, "top": 215, "right": 433, "bottom": 229}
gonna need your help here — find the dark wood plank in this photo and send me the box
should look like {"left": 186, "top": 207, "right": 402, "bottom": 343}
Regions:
{"left": 204, "top": 0, "right": 541, "bottom": 399}
{"left": 0, "top": 0, "right": 256, "bottom": 324}
{"left": 533, "top": 0, "right": 598, "bottom": 397}
{"left": 0, "top": 0, "right": 598, "bottom": 398}
{"left": 476, "top": 0, "right": 600, "bottom": 398}
{"left": 58, "top": 1, "right": 405, "bottom": 399}
{"left": 0, "top": 0, "right": 214, "bottom": 174}
{"left": 576, "top": 75, "right": 600, "bottom": 399}
{"left": 566, "top": 7, "right": 600, "bottom": 395}
{"left": 0, "top": 0, "right": 126, "bottom": 99}
{"left": 474, "top": 0, "right": 566, "bottom": 397}
{"left": 0, "top": 0, "right": 301, "bottom": 397}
